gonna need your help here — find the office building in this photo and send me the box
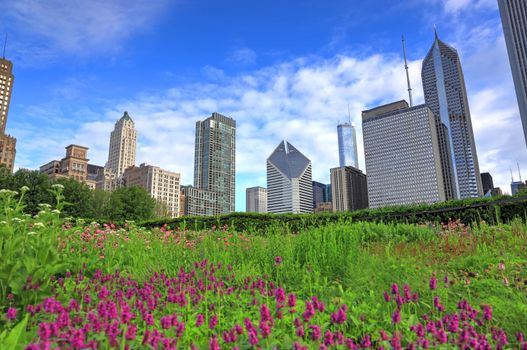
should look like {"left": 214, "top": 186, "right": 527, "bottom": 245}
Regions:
{"left": 96, "top": 167, "right": 119, "bottom": 192}
{"left": 312, "top": 181, "right": 327, "bottom": 209}
{"left": 181, "top": 185, "right": 218, "bottom": 217}
{"left": 330, "top": 166, "right": 368, "bottom": 212}
{"left": 511, "top": 181, "right": 526, "bottom": 195}
{"left": 122, "top": 163, "right": 181, "bottom": 217}
{"left": 40, "top": 145, "right": 98, "bottom": 189}
{"left": 362, "top": 101, "right": 446, "bottom": 208}
{"left": 0, "top": 56, "right": 16, "bottom": 171}
{"left": 194, "top": 112, "right": 236, "bottom": 214}
{"left": 498, "top": 0, "right": 527, "bottom": 146}
{"left": 267, "top": 140, "right": 312, "bottom": 214}
{"left": 337, "top": 122, "right": 359, "bottom": 168}
{"left": 106, "top": 111, "right": 137, "bottom": 177}
{"left": 480, "top": 172, "right": 494, "bottom": 196}
{"left": 246, "top": 186, "right": 267, "bottom": 213}
{"left": 422, "top": 32, "right": 483, "bottom": 199}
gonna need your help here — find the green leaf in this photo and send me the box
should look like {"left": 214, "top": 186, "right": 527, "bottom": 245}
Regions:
{"left": 1, "top": 314, "right": 29, "bottom": 350}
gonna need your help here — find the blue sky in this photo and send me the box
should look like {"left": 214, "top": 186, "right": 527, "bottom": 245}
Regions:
{"left": 1, "top": 0, "right": 525, "bottom": 211}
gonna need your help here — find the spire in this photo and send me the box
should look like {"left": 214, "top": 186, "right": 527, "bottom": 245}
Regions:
{"left": 401, "top": 35, "right": 414, "bottom": 107}
{"left": 434, "top": 25, "right": 439, "bottom": 41}
{"left": 347, "top": 103, "right": 352, "bottom": 124}
{"left": 518, "top": 162, "right": 522, "bottom": 182}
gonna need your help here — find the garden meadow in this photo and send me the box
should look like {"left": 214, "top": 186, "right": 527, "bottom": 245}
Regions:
{"left": 1, "top": 185, "right": 527, "bottom": 349}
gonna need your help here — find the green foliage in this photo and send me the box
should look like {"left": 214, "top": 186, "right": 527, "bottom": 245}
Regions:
{"left": 141, "top": 195, "right": 527, "bottom": 233}
{"left": 104, "top": 186, "right": 156, "bottom": 221}
{"left": 56, "top": 177, "right": 93, "bottom": 218}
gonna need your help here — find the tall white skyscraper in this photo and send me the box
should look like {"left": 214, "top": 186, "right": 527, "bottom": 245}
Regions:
{"left": 106, "top": 111, "right": 137, "bottom": 177}
{"left": 362, "top": 101, "right": 446, "bottom": 208}
{"left": 267, "top": 140, "right": 312, "bottom": 214}
{"left": 337, "top": 122, "right": 359, "bottom": 168}
{"left": 422, "top": 32, "right": 483, "bottom": 199}
{"left": 498, "top": 0, "right": 527, "bottom": 147}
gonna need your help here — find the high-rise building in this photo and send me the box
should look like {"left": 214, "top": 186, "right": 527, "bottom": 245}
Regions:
{"left": 337, "top": 123, "right": 359, "bottom": 168}
{"left": 194, "top": 112, "right": 236, "bottom": 214}
{"left": 511, "top": 181, "right": 527, "bottom": 195}
{"left": 122, "top": 163, "right": 181, "bottom": 217}
{"left": 422, "top": 32, "right": 483, "bottom": 199}
{"left": 181, "top": 185, "right": 218, "bottom": 217}
{"left": 330, "top": 166, "right": 368, "bottom": 212}
{"left": 0, "top": 56, "right": 17, "bottom": 171}
{"left": 246, "top": 186, "right": 267, "bottom": 213}
{"left": 362, "top": 101, "right": 446, "bottom": 208}
{"left": 480, "top": 172, "right": 494, "bottom": 196}
{"left": 312, "top": 181, "right": 327, "bottom": 209}
{"left": 498, "top": 0, "right": 527, "bottom": 147}
{"left": 267, "top": 140, "right": 312, "bottom": 214}
{"left": 106, "top": 111, "right": 137, "bottom": 177}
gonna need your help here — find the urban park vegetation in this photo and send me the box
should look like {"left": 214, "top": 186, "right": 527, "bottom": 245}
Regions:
{"left": 1, "top": 185, "right": 527, "bottom": 349}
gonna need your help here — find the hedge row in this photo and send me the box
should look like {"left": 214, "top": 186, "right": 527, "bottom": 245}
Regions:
{"left": 138, "top": 194, "right": 527, "bottom": 234}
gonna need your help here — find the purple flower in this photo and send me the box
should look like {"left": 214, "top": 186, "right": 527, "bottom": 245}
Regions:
{"left": 392, "top": 309, "right": 401, "bottom": 324}
{"left": 6, "top": 307, "right": 16, "bottom": 321}
{"left": 288, "top": 293, "right": 297, "bottom": 308}
{"left": 209, "top": 315, "right": 218, "bottom": 329}
{"left": 429, "top": 276, "right": 437, "bottom": 290}
{"left": 482, "top": 305, "right": 492, "bottom": 321}
{"left": 391, "top": 283, "right": 399, "bottom": 295}
{"left": 196, "top": 313, "right": 204, "bottom": 327}
{"left": 274, "top": 256, "right": 283, "bottom": 265}
{"left": 383, "top": 291, "right": 391, "bottom": 302}
{"left": 310, "top": 325, "right": 321, "bottom": 341}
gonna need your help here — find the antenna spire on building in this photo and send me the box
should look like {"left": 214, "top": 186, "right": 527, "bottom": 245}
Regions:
{"left": 2, "top": 33, "right": 7, "bottom": 59}
{"left": 434, "top": 25, "right": 439, "bottom": 40}
{"left": 347, "top": 103, "right": 352, "bottom": 124}
{"left": 401, "top": 35, "right": 413, "bottom": 107}
{"left": 518, "top": 162, "right": 522, "bottom": 182}
{"left": 511, "top": 167, "right": 514, "bottom": 182}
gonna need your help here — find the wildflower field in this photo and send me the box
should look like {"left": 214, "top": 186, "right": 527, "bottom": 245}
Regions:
{"left": 1, "top": 187, "right": 527, "bottom": 349}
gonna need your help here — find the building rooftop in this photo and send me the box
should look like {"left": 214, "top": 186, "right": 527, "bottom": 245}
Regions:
{"left": 268, "top": 140, "right": 311, "bottom": 180}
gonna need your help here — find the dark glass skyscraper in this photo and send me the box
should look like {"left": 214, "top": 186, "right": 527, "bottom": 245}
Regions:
{"left": 194, "top": 112, "right": 236, "bottom": 214}
{"left": 422, "top": 33, "right": 483, "bottom": 199}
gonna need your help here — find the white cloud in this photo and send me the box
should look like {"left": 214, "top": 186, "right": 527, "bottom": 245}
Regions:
{"left": 0, "top": 0, "right": 171, "bottom": 61}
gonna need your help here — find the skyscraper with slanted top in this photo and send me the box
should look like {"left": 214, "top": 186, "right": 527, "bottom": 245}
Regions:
{"left": 0, "top": 54, "right": 17, "bottom": 171}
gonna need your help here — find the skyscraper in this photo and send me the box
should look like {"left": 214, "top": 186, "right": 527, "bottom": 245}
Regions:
{"left": 422, "top": 32, "right": 483, "bottom": 199}
{"left": 337, "top": 123, "right": 359, "bottom": 168}
{"left": 106, "top": 111, "right": 137, "bottom": 177}
{"left": 246, "top": 186, "right": 267, "bottom": 213}
{"left": 362, "top": 101, "right": 446, "bottom": 208}
{"left": 194, "top": 112, "right": 236, "bottom": 214}
{"left": 498, "top": 0, "right": 527, "bottom": 147}
{"left": 312, "top": 181, "right": 327, "bottom": 209}
{"left": 0, "top": 55, "right": 17, "bottom": 171}
{"left": 267, "top": 140, "right": 312, "bottom": 214}
{"left": 480, "top": 172, "right": 494, "bottom": 196}
{"left": 330, "top": 166, "right": 368, "bottom": 212}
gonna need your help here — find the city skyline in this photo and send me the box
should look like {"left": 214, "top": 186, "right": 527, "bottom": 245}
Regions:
{"left": 1, "top": 0, "right": 526, "bottom": 211}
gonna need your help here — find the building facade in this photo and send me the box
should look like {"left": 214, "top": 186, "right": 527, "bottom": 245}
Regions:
{"left": 498, "top": 0, "right": 527, "bottom": 147}
{"left": 422, "top": 33, "right": 483, "bottom": 199}
{"left": 122, "top": 163, "right": 181, "bottom": 218}
{"left": 312, "top": 181, "right": 327, "bottom": 209}
{"left": 106, "top": 111, "right": 137, "bottom": 177}
{"left": 246, "top": 186, "right": 267, "bottom": 213}
{"left": 40, "top": 145, "right": 99, "bottom": 188}
{"left": 0, "top": 57, "right": 16, "bottom": 171}
{"left": 480, "top": 172, "right": 494, "bottom": 196}
{"left": 330, "top": 166, "right": 368, "bottom": 212}
{"left": 194, "top": 112, "right": 236, "bottom": 214}
{"left": 181, "top": 185, "right": 218, "bottom": 217}
{"left": 267, "top": 140, "right": 312, "bottom": 214}
{"left": 362, "top": 101, "right": 446, "bottom": 208}
{"left": 337, "top": 123, "right": 359, "bottom": 168}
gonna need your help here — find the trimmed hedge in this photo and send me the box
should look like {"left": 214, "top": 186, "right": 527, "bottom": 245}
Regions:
{"left": 139, "top": 194, "right": 527, "bottom": 234}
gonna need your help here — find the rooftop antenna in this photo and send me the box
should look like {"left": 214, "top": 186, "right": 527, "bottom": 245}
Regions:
{"left": 347, "top": 103, "right": 352, "bottom": 124}
{"left": 518, "top": 162, "right": 522, "bottom": 182}
{"left": 401, "top": 35, "right": 413, "bottom": 107}
{"left": 434, "top": 25, "right": 439, "bottom": 40}
{"left": 510, "top": 167, "right": 514, "bottom": 182}
{"left": 2, "top": 33, "right": 7, "bottom": 59}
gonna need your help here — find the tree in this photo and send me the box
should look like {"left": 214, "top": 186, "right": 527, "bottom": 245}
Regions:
{"left": 105, "top": 186, "right": 156, "bottom": 221}
{"left": 90, "top": 189, "right": 111, "bottom": 219}
{"left": 56, "top": 177, "right": 93, "bottom": 218}
{"left": 154, "top": 199, "right": 171, "bottom": 218}
{"left": 8, "top": 169, "right": 54, "bottom": 215}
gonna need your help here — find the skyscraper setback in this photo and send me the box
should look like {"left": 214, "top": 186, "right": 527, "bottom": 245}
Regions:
{"left": 498, "top": 0, "right": 527, "bottom": 147}
{"left": 106, "top": 111, "right": 137, "bottom": 177}
{"left": 194, "top": 112, "right": 236, "bottom": 214}
{"left": 421, "top": 32, "right": 483, "bottom": 199}
{"left": 0, "top": 54, "right": 17, "bottom": 171}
